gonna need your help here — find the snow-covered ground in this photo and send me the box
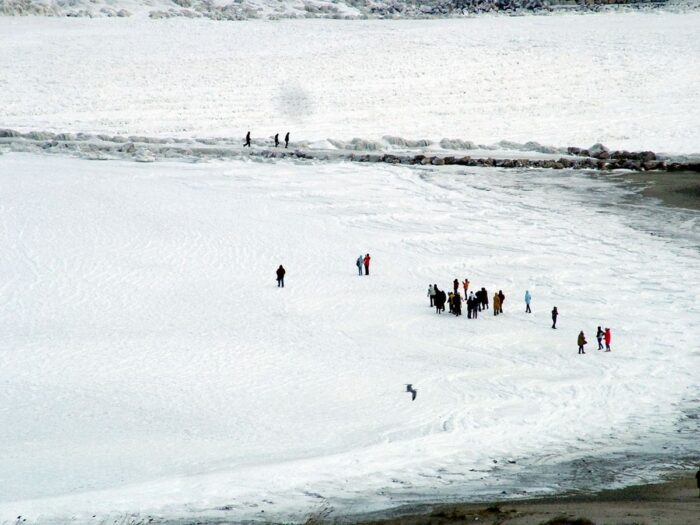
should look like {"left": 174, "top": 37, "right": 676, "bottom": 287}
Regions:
{"left": 0, "top": 152, "right": 698, "bottom": 523}
{"left": 1, "top": 8, "right": 699, "bottom": 524}
{"left": 1, "top": 13, "right": 699, "bottom": 154}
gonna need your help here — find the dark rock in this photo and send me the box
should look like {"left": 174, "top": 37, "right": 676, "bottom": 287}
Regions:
{"left": 681, "top": 162, "right": 700, "bottom": 172}
{"left": 431, "top": 157, "right": 445, "bottom": 166}
{"left": 443, "top": 156, "right": 455, "bottom": 165}
{"left": 456, "top": 156, "right": 472, "bottom": 165}
{"left": 0, "top": 129, "right": 20, "bottom": 138}
{"left": 567, "top": 146, "right": 582, "bottom": 156}
{"left": 589, "top": 143, "right": 609, "bottom": 158}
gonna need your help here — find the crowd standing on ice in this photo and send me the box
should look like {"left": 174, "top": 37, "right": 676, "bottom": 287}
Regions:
{"left": 426, "top": 276, "right": 612, "bottom": 356}
{"left": 274, "top": 255, "right": 614, "bottom": 367}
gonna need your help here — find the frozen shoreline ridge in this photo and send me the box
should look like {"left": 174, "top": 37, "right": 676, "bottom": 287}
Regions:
{"left": 1, "top": 0, "right": 697, "bottom": 20}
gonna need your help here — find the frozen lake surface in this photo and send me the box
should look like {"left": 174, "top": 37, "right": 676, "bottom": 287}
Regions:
{"left": 1, "top": 13, "right": 699, "bottom": 154}
{"left": 1, "top": 9, "right": 699, "bottom": 524}
{"left": 0, "top": 152, "right": 698, "bottom": 523}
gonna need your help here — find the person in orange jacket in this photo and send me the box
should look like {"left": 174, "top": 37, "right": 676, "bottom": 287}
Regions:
{"left": 462, "top": 278, "right": 470, "bottom": 296}
{"left": 363, "top": 253, "right": 371, "bottom": 275}
{"left": 492, "top": 292, "right": 501, "bottom": 316}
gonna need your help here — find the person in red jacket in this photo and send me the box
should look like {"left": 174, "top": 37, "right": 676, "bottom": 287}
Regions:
{"left": 363, "top": 253, "right": 371, "bottom": 275}
{"left": 604, "top": 328, "right": 612, "bottom": 352}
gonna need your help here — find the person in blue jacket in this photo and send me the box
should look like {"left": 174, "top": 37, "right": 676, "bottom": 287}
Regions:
{"left": 355, "top": 255, "right": 363, "bottom": 276}
{"left": 525, "top": 290, "right": 532, "bottom": 313}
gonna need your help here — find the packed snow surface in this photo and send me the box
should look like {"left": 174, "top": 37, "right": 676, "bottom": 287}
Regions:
{"left": 0, "top": 152, "right": 698, "bottom": 523}
{"left": 1, "top": 13, "right": 700, "bottom": 154}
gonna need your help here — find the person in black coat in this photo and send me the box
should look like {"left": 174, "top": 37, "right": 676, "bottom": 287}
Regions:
{"left": 497, "top": 290, "right": 505, "bottom": 313}
{"left": 274, "top": 133, "right": 280, "bottom": 147}
{"left": 453, "top": 292, "right": 462, "bottom": 316}
{"left": 551, "top": 306, "right": 558, "bottom": 329}
{"left": 284, "top": 131, "right": 290, "bottom": 149}
{"left": 435, "top": 289, "right": 446, "bottom": 314}
{"left": 481, "top": 287, "right": 489, "bottom": 310}
{"left": 276, "top": 265, "right": 286, "bottom": 287}
{"left": 244, "top": 131, "right": 251, "bottom": 147}
{"left": 696, "top": 468, "right": 700, "bottom": 498}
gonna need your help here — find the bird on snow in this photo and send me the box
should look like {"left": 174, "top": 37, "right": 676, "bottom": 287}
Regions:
{"left": 405, "top": 384, "right": 417, "bottom": 401}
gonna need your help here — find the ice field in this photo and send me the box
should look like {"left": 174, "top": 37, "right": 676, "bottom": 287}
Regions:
{"left": 1, "top": 7, "right": 700, "bottom": 524}
{"left": 1, "top": 12, "right": 700, "bottom": 154}
{"left": 0, "top": 152, "right": 698, "bottom": 522}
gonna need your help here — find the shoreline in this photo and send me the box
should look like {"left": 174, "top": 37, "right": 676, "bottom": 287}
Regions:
{"left": 351, "top": 471, "right": 700, "bottom": 525}
{"left": 614, "top": 170, "right": 700, "bottom": 212}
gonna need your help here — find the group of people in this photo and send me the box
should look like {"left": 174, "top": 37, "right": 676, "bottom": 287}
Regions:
{"left": 577, "top": 327, "right": 612, "bottom": 354}
{"left": 244, "top": 131, "right": 290, "bottom": 148}
{"left": 356, "top": 254, "right": 371, "bottom": 275}
{"left": 427, "top": 280, "right": 506, "bottom": 319}
{"left": 428, "top": 279, "right": 613, "bottom": 354}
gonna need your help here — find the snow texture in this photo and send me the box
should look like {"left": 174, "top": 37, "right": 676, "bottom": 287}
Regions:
{"left": 0, "top": 152, "right": 698, "bottom": 523}
{"left": 1, "top": 13, "right": 699, "bottom": 154}
{"left": 1, "top": 8, "right": 699, "bottom": 525}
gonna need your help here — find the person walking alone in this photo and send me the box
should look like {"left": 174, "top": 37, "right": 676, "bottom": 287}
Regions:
{"left": 524, "top": 290, "right": 532, "bottom": 313}
{"left": 276, "top": 265, "right": 286, "bottom": 287}
{"left": 244, "top": 131, "right": 251, "bottom": 147}
{"left": 577, "top": 331, "right": 587, "bottom": 354}
{"left": 428, "top": 284, "right": 436, "bottom": 307}
{"left": 284, "top": 131, "right": 290, "bottom": 149}
{"left": 551, "top": 306, "right": 558, "bottom": 329}
{"left": 604, "top": 328, "right": 612, "bottom": 352}
{"left": 356, "top": 255, "right": 363, "bottom": 276}
{"left": 596, "top": 326, "right": 604, "bottom": 350}
{"left": 274, "top": 133, "right": 280, "bottom": 148}
{"left": 363, "top": 253, "right": 371, "bottom": 275}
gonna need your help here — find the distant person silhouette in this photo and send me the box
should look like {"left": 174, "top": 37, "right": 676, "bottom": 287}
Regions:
{"left": 244, "top": 131, "right": 251, "bottom": 147}
{"left": 604, "top": 328, "right": 612, "bottom": 352}
{"left": 274, "top": 133, "right": 279, "bottom": 148}
{"left": 596, "top": 326, "right": 604, "bottom": 350}
{"left": 577, "top": 331, "right": 587, "bottom": 354}
{"left": 356, "top": 255, "right": 363, "bottom": 276}
{"left": 551, "top": 306, "right": 558, "bottom": 329}
{"left": 363, "top": 253, "right": 371, "bottom": 275}
{"left": 276, "top": 265, "right": 285, "bottom": 287}
{"left": 696, "top": 468, "right": 700, "bottom": 498}
{"left": 525, "top": 290, "right": 532, "bottom": 313}
{"left": 284, "top": 131, "right": 290, "bottom": 149}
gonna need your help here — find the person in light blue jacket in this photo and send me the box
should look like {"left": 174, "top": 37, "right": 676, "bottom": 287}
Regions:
{"left": 524, "top": 290, "right": 532, "bottom": 313}
{"left": 356, "top": 255, "right": 363, "bottom": 276}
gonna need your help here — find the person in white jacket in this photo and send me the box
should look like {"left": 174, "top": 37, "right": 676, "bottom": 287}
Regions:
{"left": 428, "top": 284, "right": 436, "bottom": 307}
